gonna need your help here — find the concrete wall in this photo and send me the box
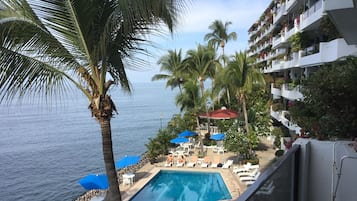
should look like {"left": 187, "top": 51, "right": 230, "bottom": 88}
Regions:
{"left": 294, "top": 139, "right": 357, "bottom": 201}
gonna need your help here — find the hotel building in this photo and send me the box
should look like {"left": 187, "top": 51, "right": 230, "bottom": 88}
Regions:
{"left": 239, "top": 1, "right": 357, "bottom": 201}
{"left": 247, "top": 0, "right": 357, "bottom": 135}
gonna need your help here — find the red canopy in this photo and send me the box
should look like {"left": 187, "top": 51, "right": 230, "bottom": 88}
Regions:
{"left": 199, "top": 107, "right": 238, "bottom": 120}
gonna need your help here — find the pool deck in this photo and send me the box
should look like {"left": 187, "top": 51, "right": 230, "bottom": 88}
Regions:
{"left": 120, "top": 137, "right": 276, "bottom": 201}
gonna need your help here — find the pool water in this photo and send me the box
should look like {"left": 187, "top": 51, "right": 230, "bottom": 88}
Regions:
{"left": 129, "top": 170, "right": 232, "bottom": 201}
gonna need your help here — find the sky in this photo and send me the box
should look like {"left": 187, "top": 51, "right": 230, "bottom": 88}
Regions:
{"left": 126, "top": 0, "right": 271, "bottom": 83}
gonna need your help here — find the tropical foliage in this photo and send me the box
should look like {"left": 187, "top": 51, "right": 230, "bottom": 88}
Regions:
{"left": 152, "top": 20, "right": 269, "bottom": 163}
{"left": 152, "top": 49, "right": 186, "bottom": 92}
{"left": 0, "top": 1, "right": 187, "bottom": 200}
{"left": 290, "top": 56, "right": 357, "bottom": 139}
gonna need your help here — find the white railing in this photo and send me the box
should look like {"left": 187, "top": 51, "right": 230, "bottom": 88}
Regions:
{"left": 300, "top": 0, "right": 323, "bottom": 30}
{"left": 281, "top": 84, "right": 303, "bottom": 100}
{"left": 273, "top": 3, "right": 286, "bottom": 24}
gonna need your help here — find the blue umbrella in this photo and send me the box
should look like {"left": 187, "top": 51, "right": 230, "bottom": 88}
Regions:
{"left": 178, "top": 130, "right": 197, "bottom": 138}
{"left": 79, "top": 174, "right": 108, "bottom": 190}
{"left": 210, "top": 133, "right": 225, "bottom": 141}
{"left": 170, "top": 137, "right": 189, "bottom": 144}
{"left": 115, "top": 155, "right": 141, "bottom": 169}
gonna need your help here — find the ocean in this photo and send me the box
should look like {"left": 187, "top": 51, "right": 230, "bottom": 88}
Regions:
{"left": 0, "top": 82, "right": 179, "bottom": 201}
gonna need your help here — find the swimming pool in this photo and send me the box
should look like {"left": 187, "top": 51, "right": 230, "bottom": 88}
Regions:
{"left": 129, "top": 170, "right": 232, "bottom": 201}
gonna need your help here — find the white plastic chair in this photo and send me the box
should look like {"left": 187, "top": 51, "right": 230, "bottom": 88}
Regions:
{"left": 222, "top": 159, "right": 233, "bottom": 169}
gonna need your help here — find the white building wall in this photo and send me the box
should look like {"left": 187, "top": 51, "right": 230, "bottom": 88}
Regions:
{"left": 294, "top": 139, "right": 357, "bottom": 201}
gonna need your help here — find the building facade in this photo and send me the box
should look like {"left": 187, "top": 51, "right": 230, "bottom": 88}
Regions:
{"left": 247, "top": 0, "right": 357, "bottom": 135}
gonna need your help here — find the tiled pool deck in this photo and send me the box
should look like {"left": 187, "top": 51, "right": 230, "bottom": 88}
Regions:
{"left": 120, "top": 137, "right": 276, "bottom": 201}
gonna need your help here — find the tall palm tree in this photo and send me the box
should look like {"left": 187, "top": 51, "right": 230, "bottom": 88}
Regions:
{"left": 183, "top": 44, "right": 219, "bottom": 153}
{"left": 204, "top": 20, "right": 237, "bottom": 65}
{"left": 224, "top": 51, "right": 265, "bottom": 140}
{"left": 0, "top": 1, "right": 187, "bottom": 200}
{"left": 204, "top": 20, "right": 237, "bottom": 103}
{"left": 152, "top": 49, "right": 186, "bottom": 93}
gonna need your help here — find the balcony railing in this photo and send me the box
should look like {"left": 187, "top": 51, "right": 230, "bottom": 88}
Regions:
{"left": 237, "top": 145, "right": 300, "bottom": 201}
{"left": 300, "top": 0, "right": 323, "bottom": 30}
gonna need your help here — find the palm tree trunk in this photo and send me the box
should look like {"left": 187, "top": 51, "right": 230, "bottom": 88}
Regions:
{"left": 241, "top": 94, "right": 252, "bottom": 154}
{"left": 242, "top": 95, "right": 249, "bottom": 134}
{"left": 200, "top": 79, "right": 208, "bottom": 155}
{"left": 100, "top": 119, "right": 121, "bottom": 201}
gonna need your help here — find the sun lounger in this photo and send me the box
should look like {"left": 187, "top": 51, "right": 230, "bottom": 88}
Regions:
{"left": 164, "top": 154, "right": 174, "bottom": 167}
{"left": 239, "top": 172, "right": 261, "bottom": 182}
{"left": 187, "top": 156, "right": 198, "bottom": 167}
{"left": 210, "top": 156, "right": 220, "bottom": 168}
{"left": 233, "top": 166, "right": 249, "bottom": 174}
{"left": 201, "top": 156, "right": 211, "bottom": 168}
{"left": 176, "top": 156, "right": 186, "bottom": 167}
{"left": 222, "top": 159, "right": 233, "bottom": 169}
{"left": 237, "top": 168, "right": 259, "bottom": 177}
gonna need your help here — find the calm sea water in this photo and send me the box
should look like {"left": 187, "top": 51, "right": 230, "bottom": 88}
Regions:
{"left": 0, "top": 82, "right": 179, "bottom": 201}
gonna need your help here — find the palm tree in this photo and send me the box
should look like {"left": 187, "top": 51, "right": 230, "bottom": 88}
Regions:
{"left": 175, "top": 79, "right": 204, "bottom": 127}
{"left": 204, "top": 20, "right": 237, "bottom": 103}
{"left": 152, "top": 49, "right": 186, "bottom": 93}
{"left": 204, "top": 20, "right": 237, "bottom": 65}
{"left": 182, "top": 44, "right": 219, "bottom": 153}
{"left": 0, "top": 1, "right": 187, "bottom": 200}
{"left": 224, "top": 51, "right": 265, "bottom": 149}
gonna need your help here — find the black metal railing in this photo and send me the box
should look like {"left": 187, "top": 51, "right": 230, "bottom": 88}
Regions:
{"left": 237, "top": 145, "right": 300, "bottom": 201}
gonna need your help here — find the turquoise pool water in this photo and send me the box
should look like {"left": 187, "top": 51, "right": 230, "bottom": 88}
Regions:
{"left": 129, "top": 170, "right": 232, "bottom": 201}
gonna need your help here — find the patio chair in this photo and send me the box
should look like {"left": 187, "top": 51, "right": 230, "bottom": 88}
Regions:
{"left": 217, "top": 147, "right": 225, "bottom": 154}
{"left": 210, "top": 156, "right": 220, "bottom": 168}
{"left": 164, "top": 154, "right": 174, "bottom": 167}
{"left": 201, "top": 156, "right": 211, "bottom": 168}
{"left": 187, "top": 156, "right": 198, "bottom": 167}
{"left": 239, "top": 171, "right": 261, "bottom": 182}
{"left": 176, "top": 155, "right": 186, "bottom": 167}
{"left": 233, "top": 163, "right": 259, "bottom": 174}
{"left": 237, "top": 168, "right": 259, "bottom": 178}
{"left": 222, "top": 159, "right": 234, "bottom": 169}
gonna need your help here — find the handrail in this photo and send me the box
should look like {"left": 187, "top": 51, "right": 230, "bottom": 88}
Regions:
{"left": 236, "top": 145, "right": 300, "bottom": 201}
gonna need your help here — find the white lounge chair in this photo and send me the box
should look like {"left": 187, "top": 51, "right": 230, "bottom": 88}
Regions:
{"left": 176, "top": 156, "right": 186, "bottom": 167}
{"left": 238, "top": 168, "right": 259, "bottom": 177}
{"left": 239, "top": 172, "right": 261, "bottom": 182}
{"left": 233, "top": 162, "right": 252, "bottom": 173}
{"left": 222, "top": 159, "right": 233, "bottom": 169}
{"left": 210, "top": 156, "right": 220, "bottom": 168}
{"left": 201, "top": 156, "right": 211, "bottom": 168}
{"left": 164, "top": 154, "right": 174, "bottom": 167}
{"left": 187, "top": 156, "right": 198, "bottom": 167}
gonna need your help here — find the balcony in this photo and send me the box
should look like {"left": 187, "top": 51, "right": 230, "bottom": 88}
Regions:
{"left": 270, "top": 38, "right": 357, "bottom": 70}
{"left": 271, "top": 83, "right": 282, "bottom": 98}
{"left": 281, "top": 84, "right": 303, "bottom": 101}
{"left": 271, "top": 59, "right": 285, "bottom": 72}
{"left": 270, "top": 107, "right": 301, "bottom": 134}
{"left": 300, "top": 0, "right": 324, "bottom": 31}
{"left": 299, "top": 38, "right": 357, "bottom": 67}
{"left": 272, "top": 28, "right": 287, "bottom": 48}
{"left": 273, "top": 3, "right": 286, "bottom": 24}
{"left": 285, "top": 0, "right": 297, "bottom": 12}
{"left": 237, "top": 139, "right": 357, "bottom": 201}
